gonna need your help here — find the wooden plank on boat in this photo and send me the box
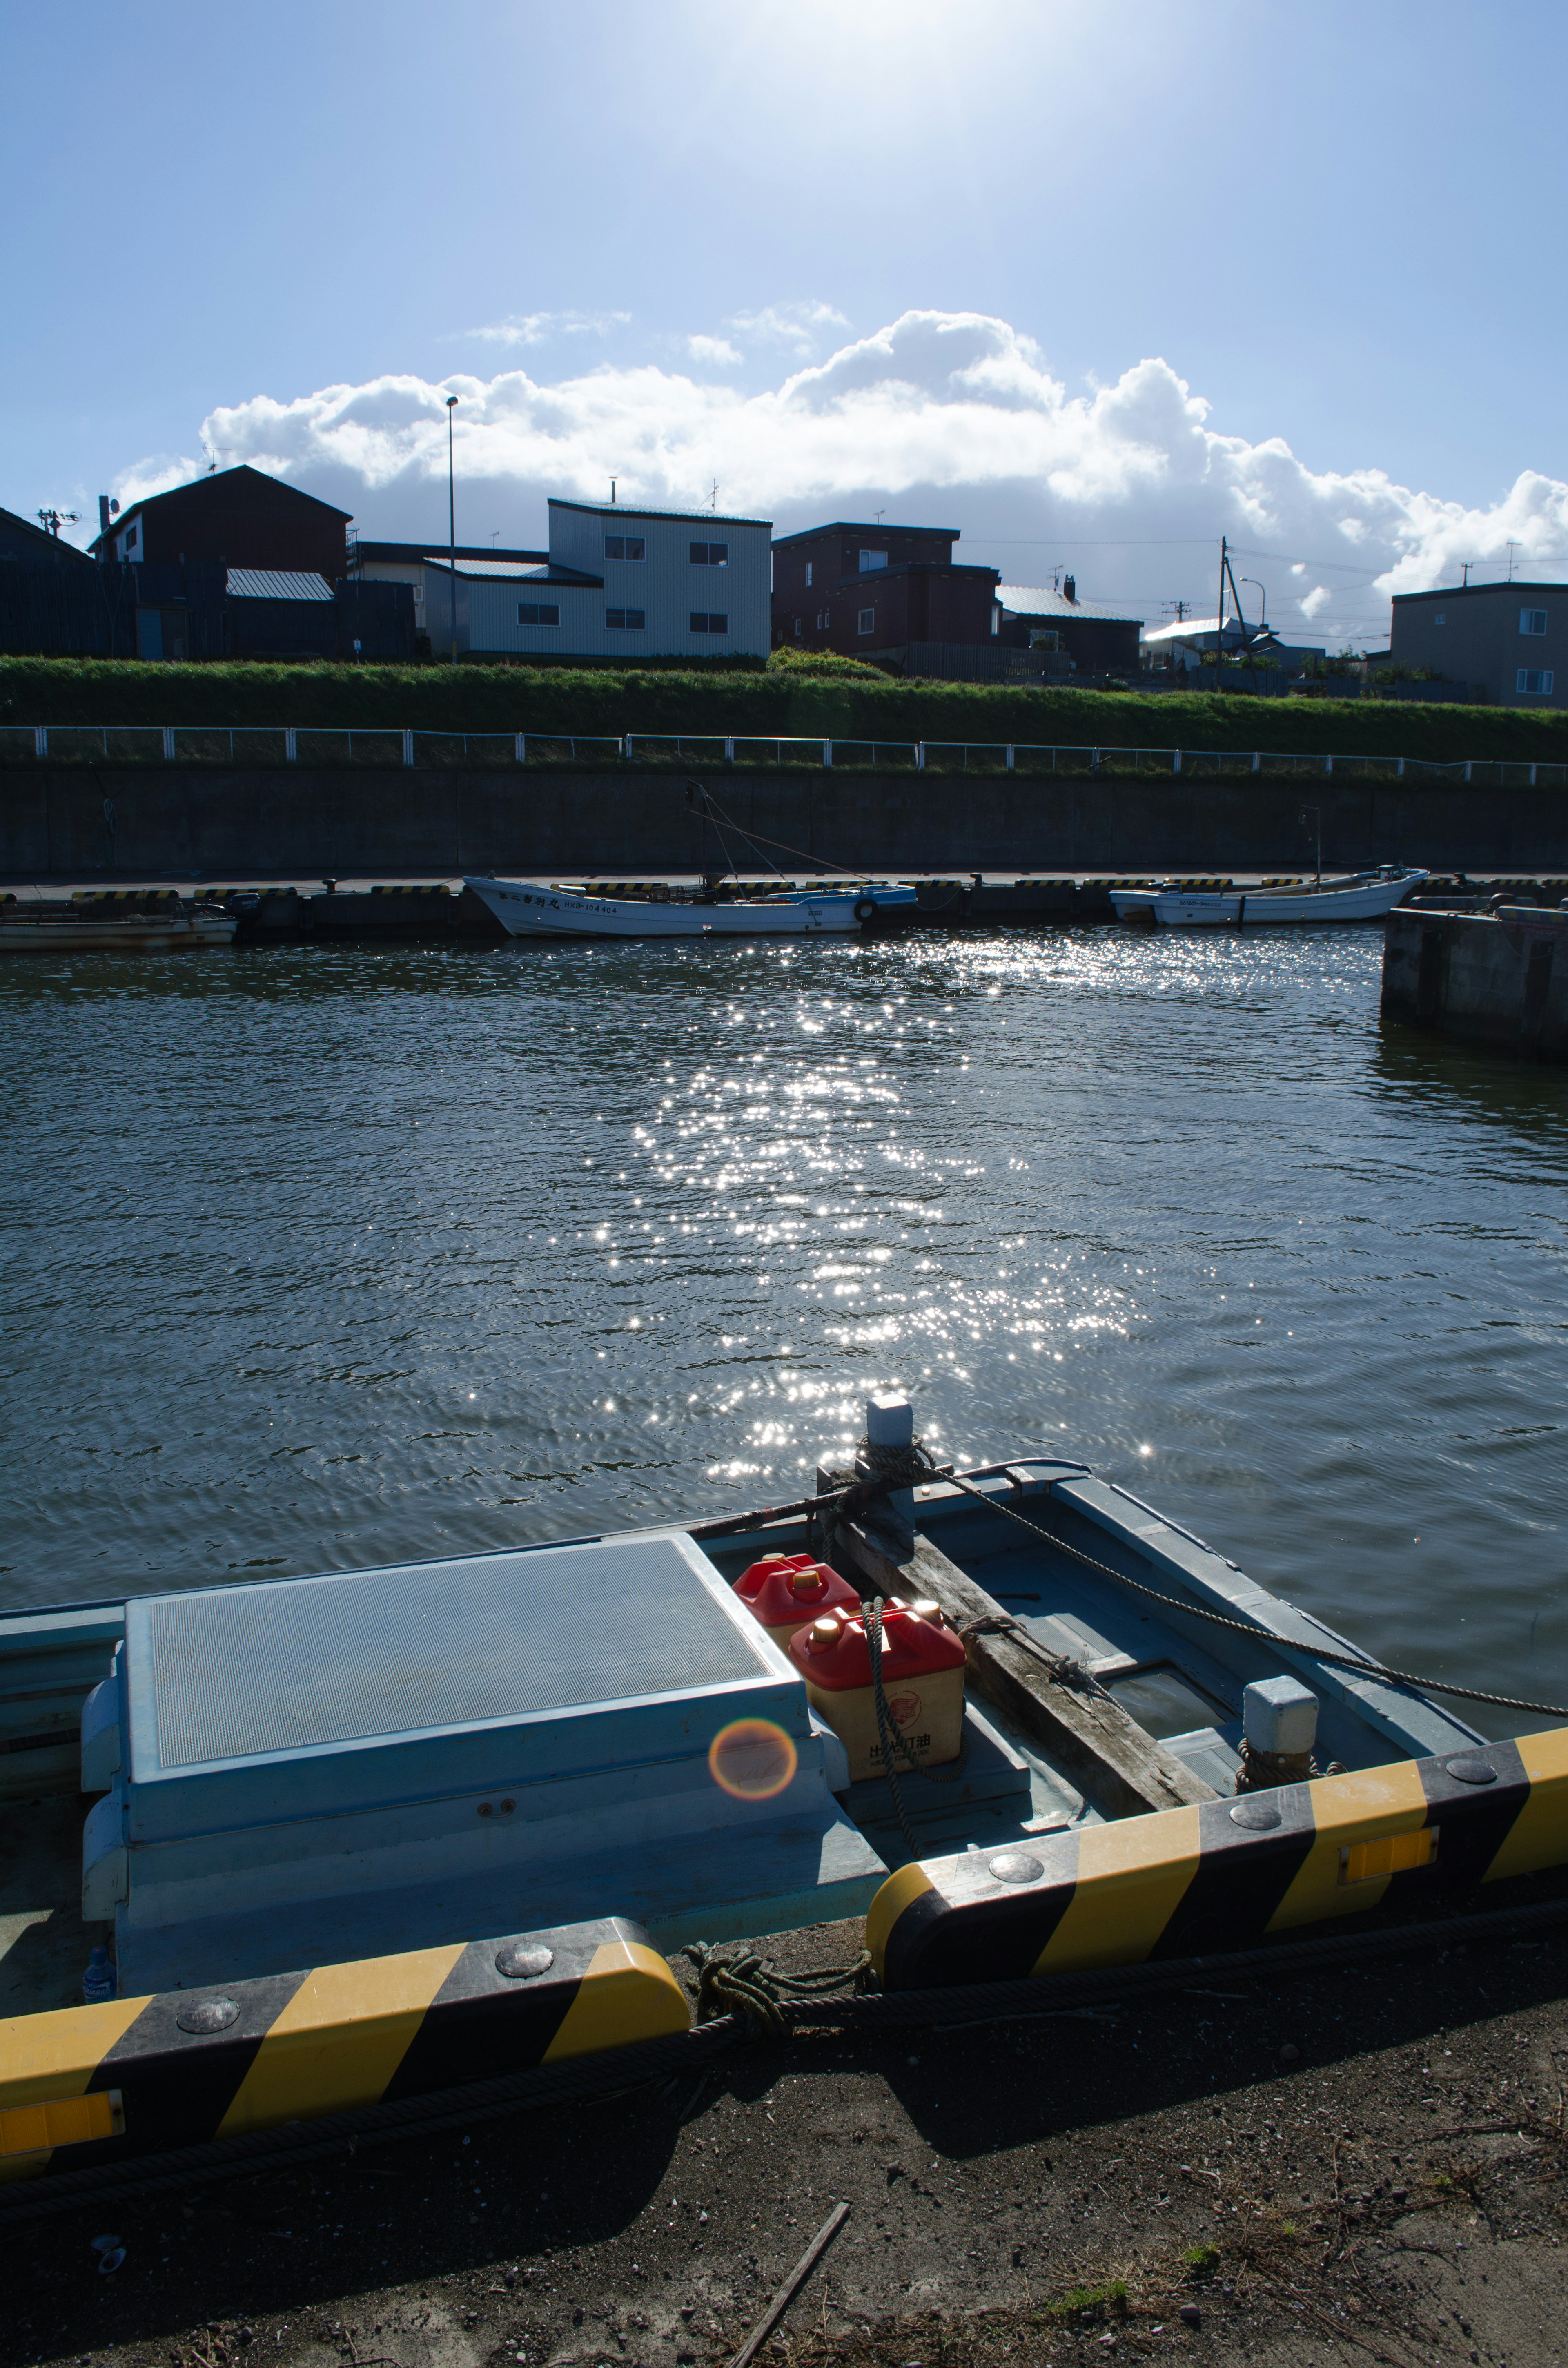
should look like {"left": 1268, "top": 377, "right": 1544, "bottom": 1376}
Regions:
{"left": 835, "top": 1517, "right": 1219, "bottom": 1819}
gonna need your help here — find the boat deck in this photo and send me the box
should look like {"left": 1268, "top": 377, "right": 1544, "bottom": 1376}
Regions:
{"left": 0, "top": 1459, "right": 1482, "bottom": 2018}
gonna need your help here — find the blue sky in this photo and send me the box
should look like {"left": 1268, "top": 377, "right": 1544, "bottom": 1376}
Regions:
{"left": 4, "top": 0, "right": 1566, "bottom": 646}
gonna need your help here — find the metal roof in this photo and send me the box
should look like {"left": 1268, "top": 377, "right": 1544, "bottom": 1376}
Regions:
{"left": 225, "top": 568, "right": 334, "bottom": 602}
{"left": 423, "top": 557, "right": 603, "bottom": 586}
{"left": 998, "top": 584, "right": 1144, "bottom": 624}
{"left": 548, "top": 497, "right": 772, "bottom": 529}
{"left": 773, "top": 520, "right": 960, "bottom": 548}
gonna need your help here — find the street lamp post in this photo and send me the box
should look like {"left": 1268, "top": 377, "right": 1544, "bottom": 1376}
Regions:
{"left": 445, "top": 395, "right": 459, "bottom": 667}
{"left": 1239, "top": 576, "right": 1267, "bottom": 633}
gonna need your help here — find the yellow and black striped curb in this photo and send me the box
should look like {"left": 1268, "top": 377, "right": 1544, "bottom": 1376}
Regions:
{"left": 868, "top": 1731, "right": 1568, "bottom": 1990}
{"left": 0, "top": 1916, "right": 687, "bottom": 2183}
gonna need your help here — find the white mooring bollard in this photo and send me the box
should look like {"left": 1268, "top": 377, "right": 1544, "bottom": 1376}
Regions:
{"left": 861, "top": 1394, "right": 916, "bottom": 1543}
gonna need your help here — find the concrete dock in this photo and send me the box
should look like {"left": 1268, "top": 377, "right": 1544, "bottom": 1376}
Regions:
{"left": 1383, "top": 903, "right": 1568, "bottom": 1059}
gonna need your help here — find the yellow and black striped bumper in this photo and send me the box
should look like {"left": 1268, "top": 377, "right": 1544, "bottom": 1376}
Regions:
{"left": 869, "top": 1731, "right": 1568, "bottom": 1990}
{"left": 0, "top": 1916, "right": 688, "bottom": 2183}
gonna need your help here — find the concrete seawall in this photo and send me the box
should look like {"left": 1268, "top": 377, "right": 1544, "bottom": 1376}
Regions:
{"left": 5, "top": 761, "right": 1568, "bottom": 881}
{"left": 1383, "top": 905, "right": 1568, "bottom": 1058}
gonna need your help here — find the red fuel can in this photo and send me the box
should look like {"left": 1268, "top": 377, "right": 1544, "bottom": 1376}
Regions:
{"left": 735, "top": 1552, "right": 862, "bottom": 1649}
{"left": 788, "top": 1600, "right": 966, "bottom": 1783}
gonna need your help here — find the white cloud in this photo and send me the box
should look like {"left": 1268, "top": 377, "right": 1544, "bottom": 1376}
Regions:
{"left": 464, "top": 309, "right": 631, "bottom": 348}
{"left": 113, "top": 452, "right": 207, "bottom": 506}
{"left": 196, "top": 309, "right": 1568, "bottom": 641}
{"left": 687, "top": 334, "right": 743, "bottom": 366}
{"left": 726, "top": 299, "right": 851, "bottom": 355}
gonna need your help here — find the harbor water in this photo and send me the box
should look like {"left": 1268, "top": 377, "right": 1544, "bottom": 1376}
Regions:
{"left": 3, "top": 927, "right": 1565, "bottom": 1731}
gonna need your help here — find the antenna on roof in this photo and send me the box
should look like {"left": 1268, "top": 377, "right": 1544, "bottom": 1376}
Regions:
{"left": 36, "top": 507, "right": 78, "bottom": 538}
{"left": 1507, "top": 540, "right": 1520, "bottom": 582}
{"left": 610, "top": 477, "right": 617, "bottom": 504}
{"left": 1461, "top": 560, "right": 1472, "bottom": 587}
{"left": 874, "top": 508, "right": 886, "bottom": 526}
{"left": 710, "top": 479, "right": 719, "bottom": 511}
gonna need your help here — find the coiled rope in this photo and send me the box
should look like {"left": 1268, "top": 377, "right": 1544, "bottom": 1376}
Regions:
{"left": 678, "top": 1941, "right": 876, "bottom": 2042}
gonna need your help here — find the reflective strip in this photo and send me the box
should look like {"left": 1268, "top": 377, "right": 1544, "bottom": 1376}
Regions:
{"left": 1266, "top": 1762, "right": 1430, "bottom": 1931}
{"left": 0, "top": 2088, "right": 121, "bottom": 2157}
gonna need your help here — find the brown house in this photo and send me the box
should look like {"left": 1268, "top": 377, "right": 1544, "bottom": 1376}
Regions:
{"left": 92, "top": 464, "right": 351, "bottom": 580}
{"left": 997, "top": 578, "right": 1143, "bottom": 675}
{"left": 771, "top": 520, "right": 1001, "bottom": 668}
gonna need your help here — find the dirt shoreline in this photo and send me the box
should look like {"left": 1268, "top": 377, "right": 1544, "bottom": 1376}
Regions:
{"left": 11, "top": 1920, "right": 1568, "bottom": 2368}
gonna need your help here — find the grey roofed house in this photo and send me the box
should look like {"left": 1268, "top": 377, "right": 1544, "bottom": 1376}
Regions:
{"left": 998, "top": 579, "right": 1143, "bottom": 673}
{"left": 1390, "top": 578, "right": 1568, "bottom": 707}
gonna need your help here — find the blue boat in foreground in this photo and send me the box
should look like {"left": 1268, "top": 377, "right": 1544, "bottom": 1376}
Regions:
{"left": 0, "top": 1398, "right": 1497, "bottom": 2016}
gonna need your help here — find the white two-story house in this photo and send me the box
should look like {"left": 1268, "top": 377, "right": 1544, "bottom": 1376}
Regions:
{"left": 429, "top": 497, "right": 773, "bottom": 661}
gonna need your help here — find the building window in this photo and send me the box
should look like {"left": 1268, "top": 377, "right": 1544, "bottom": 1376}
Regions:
{"left": 690, "top": 611, "right": 728, "bottom": 633}
{"left": 805, "top": 562, "right": 813, "bottom": 587}
{"left": 858, "top": 549, "right": 887, "bottom": 573}
{"left": 606, "top": 607, "right": 645, "bottom": 629}
{"left": 604, "top": 535, "right": 645, "bottom": 561}
{"left": 517, "top": 602, "right": 560, "bottom": 625}
{"left": 991, "top": 605, "right": 1000, "bottom": 636}
{"left": 858, "top": 607, "right": 875, "bottom": 635}
{"left": 1521, "top": 608, "right": 1549, "bottom": 635}
{"left": 794, "top": 617, "right": 802, "bottom": 637}
{"left": 1517, "top": 668, "right": 1555, "bottom": 695}
{"left": 690, "top": 541, "right": 728, "bottom": 566}
{"left": 1433, "top": 611, "right": 1445, "bottom": 626}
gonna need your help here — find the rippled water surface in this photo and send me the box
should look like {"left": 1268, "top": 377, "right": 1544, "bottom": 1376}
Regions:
{"left": 4, "top": 928, "right": 1566, "bottom": 1724}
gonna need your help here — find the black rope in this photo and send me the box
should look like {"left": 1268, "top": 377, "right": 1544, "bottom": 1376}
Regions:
{"left": 945, "top": 1472, "right": 1568, "bottom": 1723}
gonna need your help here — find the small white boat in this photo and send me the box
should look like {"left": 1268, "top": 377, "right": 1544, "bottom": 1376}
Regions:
{"left": 0, "top": 903, "right": 238, "bottom": 953}
{"left": 1109, "top": 866, "right": 1429, "bottom": 927}
{"left": 465, "top": 876, "right": 916, "bottom": 940}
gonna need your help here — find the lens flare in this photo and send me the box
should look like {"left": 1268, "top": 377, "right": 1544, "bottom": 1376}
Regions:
{"left": 708, "top": 1718, "right": 799, "bottom": 1801}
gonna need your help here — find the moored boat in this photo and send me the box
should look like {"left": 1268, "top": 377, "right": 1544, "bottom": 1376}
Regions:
{"left": 4, "top": 1394, "right": 1563, "bottom": 2193}
{"left": 464, "top": 875, "right": 917, "bottom": 939}
{"left": 0, "top": 900, "right": 238, "bottom": 953}
{"left": 1109, "top": 866, "right": 1428, "bottom": 926}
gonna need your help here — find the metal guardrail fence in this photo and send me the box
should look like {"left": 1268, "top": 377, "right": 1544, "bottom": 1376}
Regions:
{"left": 1, "top": 723, "right": 1564, "bottom": 789}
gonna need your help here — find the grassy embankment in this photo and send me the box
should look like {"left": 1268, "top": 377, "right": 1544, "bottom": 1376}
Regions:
{"left": 4, "top": 648, "right": 1568, "bottom": 765}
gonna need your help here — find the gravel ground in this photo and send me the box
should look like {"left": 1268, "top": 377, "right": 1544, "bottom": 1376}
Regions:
{"left": 11, "top": 1920, "right": 1568, "bottom": 2368}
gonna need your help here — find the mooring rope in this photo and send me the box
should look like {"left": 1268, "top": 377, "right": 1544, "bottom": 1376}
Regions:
{"left": 940, "top": 1470, "right": 1568, "bottom": 1723}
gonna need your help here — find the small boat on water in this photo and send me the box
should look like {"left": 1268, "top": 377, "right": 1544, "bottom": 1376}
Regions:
{"left": 1109, "top": 866, "right": 1429, "bottom": 927}
{"left": 4, "top": 1392, "right": 1564, "bottom": 2190}
{"left": 0, "top": 900, "right": 238, "bottom": 954}
{"left": 465, "top": 875, "right": 918, "bottom": 939}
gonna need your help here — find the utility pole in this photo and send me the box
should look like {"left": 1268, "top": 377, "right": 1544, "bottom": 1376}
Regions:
{"left": 445, "top": 395, "right": 459, "bottom": 668}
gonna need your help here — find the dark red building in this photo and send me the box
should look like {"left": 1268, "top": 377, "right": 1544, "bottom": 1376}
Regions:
{"left": 93, "top": 464, "right": 351, "bottom": 580}
{"left": 772, "top": 520, "right": 1002, "bottom": 670}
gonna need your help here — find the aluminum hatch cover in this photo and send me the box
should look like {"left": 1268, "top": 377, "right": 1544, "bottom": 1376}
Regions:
{"left": 129, "top": 1534, "right": 772, "bottom": 1771}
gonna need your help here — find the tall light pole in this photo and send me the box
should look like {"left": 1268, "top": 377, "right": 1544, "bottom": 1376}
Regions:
{"left": 446, "top": 394, "right": 459, "bottom": 667}
{"left": 1239, "top": 576, "right": 1267, "bottom": 633}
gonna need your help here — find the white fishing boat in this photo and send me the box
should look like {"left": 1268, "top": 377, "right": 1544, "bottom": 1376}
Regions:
{"left": 465, "top": 875, "right": 917, "bottom": 940}
{"left": 1109, "top": 865, "right": 1428, "bottom": 927}
{"left": 0, "top": 901, "right": 238, "bottom": 953}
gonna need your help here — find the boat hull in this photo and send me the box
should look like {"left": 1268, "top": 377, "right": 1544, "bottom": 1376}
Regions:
{"left": 1109, "top": 870, "right": 1428, "bottom": 926}
{"left": 0, "top": 916, "right": 238, "bottom": 952}
{"left": 465, "top": 878, "right": 880, "bottom": 938}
